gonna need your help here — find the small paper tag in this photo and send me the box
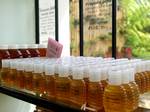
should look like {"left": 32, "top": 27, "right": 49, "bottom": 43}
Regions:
{"left": 46, "top": 38, "right": 63, "bottom": 58}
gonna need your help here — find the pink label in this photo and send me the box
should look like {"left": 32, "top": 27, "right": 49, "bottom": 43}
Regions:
{"left": 46, "top": 38, "right": 63, "bottom": 58}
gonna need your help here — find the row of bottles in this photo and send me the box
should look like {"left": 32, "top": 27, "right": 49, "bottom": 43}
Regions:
{"left": 0, "top": 44, "right": 47, "bottom": 62}
{"left": 0, "top": 57, "right": 144, "bottom": 112}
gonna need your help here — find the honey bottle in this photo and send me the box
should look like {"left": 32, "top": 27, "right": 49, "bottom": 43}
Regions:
{"left": 8, "top": 45, "right": 23, "bottom": 59}
{"left": 101, "top": 67, "right": 108, "bottom": 89}
{"left": 38, "top": 44, "right": 47, "bottom": 57}
{"left": 9, "top": 60, "right": 18, "bottom": 87}
{"left": 33, "top": 63, "right": 45, "bottom": 95}
{"left": 103, "top": 70, "right": 128, "bottom": 112}
{"left": 16, "top": 61, "right": 25, "bottom": 89}
{"left": 18, "top": 44, "right": 31, "bottom": 58}
{"left": 0, "top": 45, "right": 10, "bottom": 68}
{"left": 28, "top": 44, "right": 40, "bottom": 57}
{"left": 70, "top": 67, "right": 86, "bottom": 108}
{"left": 121, "top": 69, "right": 135, "bottom": 112}
{"left": 1, "top": 59, "right": 10, "bottom": 86}
{"left": 129, "top": 68, "right": 140, "bottom": 110}
{"left": 55, "top": 65, "right": 70, "bottom": 103}
{"left": 87, "top": 69, "right": 104, "bottom": 112}
{"left": 44, "top": 64, "right": 55, "bottom": 100}
{"left": 24, "top": 62, "right": 34, "bottom": 91}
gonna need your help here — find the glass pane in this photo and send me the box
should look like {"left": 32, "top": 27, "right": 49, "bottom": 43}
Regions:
{"left": 70, "top": 0, "right": 80, "bottom": 56}
{"left": 83, "top": 0, "right": 112, "bottom": 57}
{"left": 39, "top": 0, "right": 55, "bottom": 44}
{"left": 117, "top": 0, "right": 150, "bottom": 59}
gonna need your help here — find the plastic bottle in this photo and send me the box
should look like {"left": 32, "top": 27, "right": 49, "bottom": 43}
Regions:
{"left": 38, "top": 44, "right": 47, "bottom": 57}
{"left": 121, "top": 69, "right": 135, "bottom": 111}
{"left": 16, "top": 61, "right": 25, "bottom": 89}
{"left": 8, "top": 45, "right": 23, "bottom": 59}
{"left": 18, "top": 44, "right": 31, "bottom": 58}
{"left": 1, "top": 60, "right": 10, "bottom": 86}
{"left": 44, "top": 64, "right": 55, "bottom": 100}
{"left": 24, "top": 62, "right": 33, "bottom": 91}
{"left": 87, "top": 69, "right": 104, "bottom": 112}
{"left": 101, "top": 67, "right": 108, "bottom": 89}
{"left": 28, "top": 44, "right": 40, "bottom": 57}
{"left": 9, "top": 60, "right": 18, "bottom": 87}
{"left": 0, "top": 45, "right": 10, "bottom": 68}
{"left": 129, "top": 68, "right": 140, "bottom": 110}
{"left": 70, "top": 67, "right": 86, "bottom": 108}
{"left": 55, "top": 65, "right": 70, "bottom": 103}
{"left": 33, "top": 63, "right": 45, "bottom": 95}
{"left": 103, "top": 70, "right": 128, "bottom": 112}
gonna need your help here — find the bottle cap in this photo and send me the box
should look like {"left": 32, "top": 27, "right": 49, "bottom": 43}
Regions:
{"left": 38, "top": 44, "right": 47, "bottom": 48}
{"left": 2, "top": 59, "right": 10, "bottom": 68}
{"left": 10, "top": 60, "right": 18, "bottom": 69}
{"left": 0, "top": 45, "right": 8, "bottom": 49}
{"left": 17, "top": 62, "right": 24, "bottom": 71}
{"left": 89, "top": 69, "right": 101, "bottom": 82}
{"left": 121, "top": 69, "right": 129, "bottom": 84}
{"left": 27, "top": 44, "right": 38, "bottom": 48}
{"left": 45, "top": 64, "right": 55, "bottom": 75}
{"left": 34, "top": 63, "right": 44, "bottom": 73}
{"left": 108, "top": 70, "right": 122, "bottom": 85}
{"left": 24, "top": 62, "right": 33, "bottom": 72}
{"left": 83, "top": 66, "right": 90, "bottom": 78}
{"left": 8, "top": 44, "right": 18, "bottom": 49}
{"left": 129, "top": 68, "right": 135, "bottom": 82}
{"left": 72, "top": 67, "right": 83, "bottom": 79}
{"left": 101, "top": 67, "right": 108, "bottom": 80}
{"left": 18, "top": 44, "right": 27, "bottom": 49}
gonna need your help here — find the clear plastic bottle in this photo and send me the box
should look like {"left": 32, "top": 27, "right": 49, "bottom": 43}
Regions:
{"left": 129, "top": 68, "right": 140, "bottom": 110}
{"left": 9, "top": 60, "right": 18, "bottom": 87}
{"left": 70, "top": 67, "right": 86, "bottom": 108}
{"left": 1, "top": 60, "right": 10, "bottom": 86}
{"left": 103, "top": 70, "right": 128, "bottom": 112}
{"left": 33, "top": 63, "right": 45, "bottom": 95}
{"left": 8, "top": 45, "right": 23, "bottom": 59}
{"left": 38, "top": 44, "right": 47, "bottom": 57}
{"left": 101, "top": 67, "right": 108, "bottom": 89}
{"left": 44, "top": 64, "right": 55, "bottom": 100}
{"left": 121, "top": 69, "right": 135, "bottom": 111}
{"left": 87, "top": 69, "right": 104, "bottom": 112}
{"left": 18, "top": 44, "right": 31, "bottom": 58}
{"left": 55, "top": 65, "right": 71, "bottom": 103}
{"left": 16, "top": 61, "right": 25, "bottom": 89}
{"left": 28, "top": 44, "right": 40, "bottom": 57}
{"left": 24, "top": 62, "right": 33, "bottom": 91}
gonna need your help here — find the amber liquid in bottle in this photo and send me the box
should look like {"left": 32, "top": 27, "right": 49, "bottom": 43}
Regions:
{"left": 38, "top": 48, "right": 46, "bottom": 57}
{"left": 24, "top": 71, "right": 33, "bottom": 91}
{"left": 8, "top": 68, "right": 17, "bottom": 87}
{"left": 135, "top": 73, "right": 143, "bottom": 93}
{"left": 28, "top": 44, "right": 40, "bottom": 57}
{"left": 103, "top": 71, "right": 128, "bottom": 112}
{"left": 70, "top": 79, "right": 86, "bottom": 108}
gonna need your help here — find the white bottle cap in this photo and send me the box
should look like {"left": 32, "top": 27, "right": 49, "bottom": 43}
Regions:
{"left": 108, "top": 70, "right": 122, "bottom": 85}
{"left": 121, "top": 69, "right": 129, "bottom": 84}
{"left": 72, "top": 67, "right": 84, "bottom": 79}
{"left": 27, "top": 44, "right": 38, "bottom": 48}
{"left": 24, "top": 62, "right": 33, "bottom": 72}
{"left": 10, "top": 60, "right": 18, "bottom": 69}
{"left": 2, "top": 59, "right": 10, "bottom": 68}
{"left": 0, "top": 45, "right": 8, "bottom": 49}
{"left": 89, "top": 69, "right": 101, "bottom": 82}
{"left": 17, "top": 62, "right": 24, "bottom": 71}
{"left": 38, "top": 44, "right": 47, "bottom": 48}
{"left": 101, "top": 67, "right": 108, "bottom": 80}
{"left": 8, "top": 44, "right": 18, "bottom": 49}
{"left": 45, "top": 64, "right": 55, "bottom": 75}
{"left": 129, "top": 68, "right": 135, "bottom": 82}
{"left": 18, "top": 44, "right": 27, "bottom": 49}
{"left": 34, "top": 63, "right": 44, "bottom": 73}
